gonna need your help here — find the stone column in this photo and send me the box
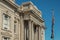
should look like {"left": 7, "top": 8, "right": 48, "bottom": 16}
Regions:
{"left": 31, "top": 22, "right": 34, "bottom": 40}
{"left": 39, "top": 26, "right": 41, "bottom": 40}
{"left": 29, "top": 20, "right": 32, "bottom": 40}
{"left": 34, "top": 25, "right": 39, "bottom": 40}
{"left": 18, "top": 20, "right": 20, "bottom": 40}
{"left": 41, "top": 27, "right": 45, "bottom": 40}
{"left": 0, "top": 10, "right": 2, "bottom": 40}
{"left": 35, "top": 27, "right": 37, "bottom": 40}
{"left": 20, "top": 14, "right": 24, "bottom": 40}
{"left": 40, "top": 27, "right": 42, "bottom": 40}
{"left": 24, "top": 27, "right": 26, "bottom": 40}
{"left": 37, "top": 26, "right": 39, "bottom": 40}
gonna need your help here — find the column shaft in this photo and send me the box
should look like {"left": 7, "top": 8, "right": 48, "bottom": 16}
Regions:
{"left": 39, "top": 27, "right": 41, "bottom": 40}
{"left": 29, "top": 20, "right": 32, "bottom": 40}
{"left": 20, "top": 16, "right": 24, "bottom": 40}
{"left": 37, "top": 27, "right": 39, "bottom": 40}
{"left": 31, "top": 22, "right": 34, "bottom": 40}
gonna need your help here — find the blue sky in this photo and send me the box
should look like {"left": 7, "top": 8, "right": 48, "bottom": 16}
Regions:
{"left": 15, "top": 0, "right": 60, "bottom": 40}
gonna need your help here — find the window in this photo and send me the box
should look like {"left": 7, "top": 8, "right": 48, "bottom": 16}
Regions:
{"left": 3, "top": 14, "right": 10, "bottom": 30}
{"left": 3, "top": 37, "right": 9, "bottom": 40}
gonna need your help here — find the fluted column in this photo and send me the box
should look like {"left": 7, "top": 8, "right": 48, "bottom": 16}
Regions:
{"left": 18, "top": 20, "right": 21, "bottom": 40}
{"left": 29, "top": 20, "right": 32, "bottom": 40}
{"left": 34, "top": 25, "right": 39, "bottom": 40}
{"left": 40, "top": 27, "right": 42, "bottom": 40}
{"left": 36, "top": 27, "right": 39, "bottom": 40}
{"left": 39, "top": 27, "right": 41, "bottom": 40}
{"left": 0, "top": 10, "right": 1, "bottom": 40}
{"left": 31, "top": 22, "right": 34, "bottom": 40}
{"left": 24, "top": 27, "right": 26, "bottom": 40}
{"left": 20, "top": 14, "right": 24, "bottom": 40}
{"left": 34, "top": 26, "right": 37, "bottom": 40}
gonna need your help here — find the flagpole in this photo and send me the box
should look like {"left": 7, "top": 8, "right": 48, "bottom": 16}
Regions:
{"left": 51, "top": 9, "right": 54, "bottom": 40}
{"left": 52, "top": 9, "right": 54, "bottom": 40}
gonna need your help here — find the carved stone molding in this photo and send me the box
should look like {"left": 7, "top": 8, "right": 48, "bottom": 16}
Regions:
{"left": 1, "top": 32, "right": 12, "bottom": 37}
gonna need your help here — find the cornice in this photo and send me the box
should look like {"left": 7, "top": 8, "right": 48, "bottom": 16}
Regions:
{"left": 0, "top": 0, "right": 19, "bottom": 9}
{"left": 29, "top": 10, "right": 44, "bottom": 22}
{"left": 21, "top": 1, "right": 42, "bottom": 15}
{"left": 20, "top": 1, "right": 44, "bottom": 22}
{"left": 6, "top": 0, "right": 19, "bottom": 8}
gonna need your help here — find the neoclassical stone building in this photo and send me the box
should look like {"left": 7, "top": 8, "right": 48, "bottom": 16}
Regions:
{"left": 0, "top": 0, "right": 45, "bottom": 40}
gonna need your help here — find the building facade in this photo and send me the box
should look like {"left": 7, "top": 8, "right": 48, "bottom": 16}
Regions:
{"left": 0, "top": 0, "right": 45, "bottom": 40}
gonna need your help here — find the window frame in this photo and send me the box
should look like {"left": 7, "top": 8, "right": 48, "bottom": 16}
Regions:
{"left": 2, "top": 13, "right": 10, "bottom": 30}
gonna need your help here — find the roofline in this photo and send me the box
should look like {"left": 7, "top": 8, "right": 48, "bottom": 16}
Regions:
{"left": 0, "top": 0, "right": 19, "bottom": 9}
{"left": 21, "top": 1, "right": 42, "bottom": 15}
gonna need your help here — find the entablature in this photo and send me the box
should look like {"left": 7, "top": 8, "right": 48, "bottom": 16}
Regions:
{"left": 20, "top": 1, "right": 42, "bottom": 17}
